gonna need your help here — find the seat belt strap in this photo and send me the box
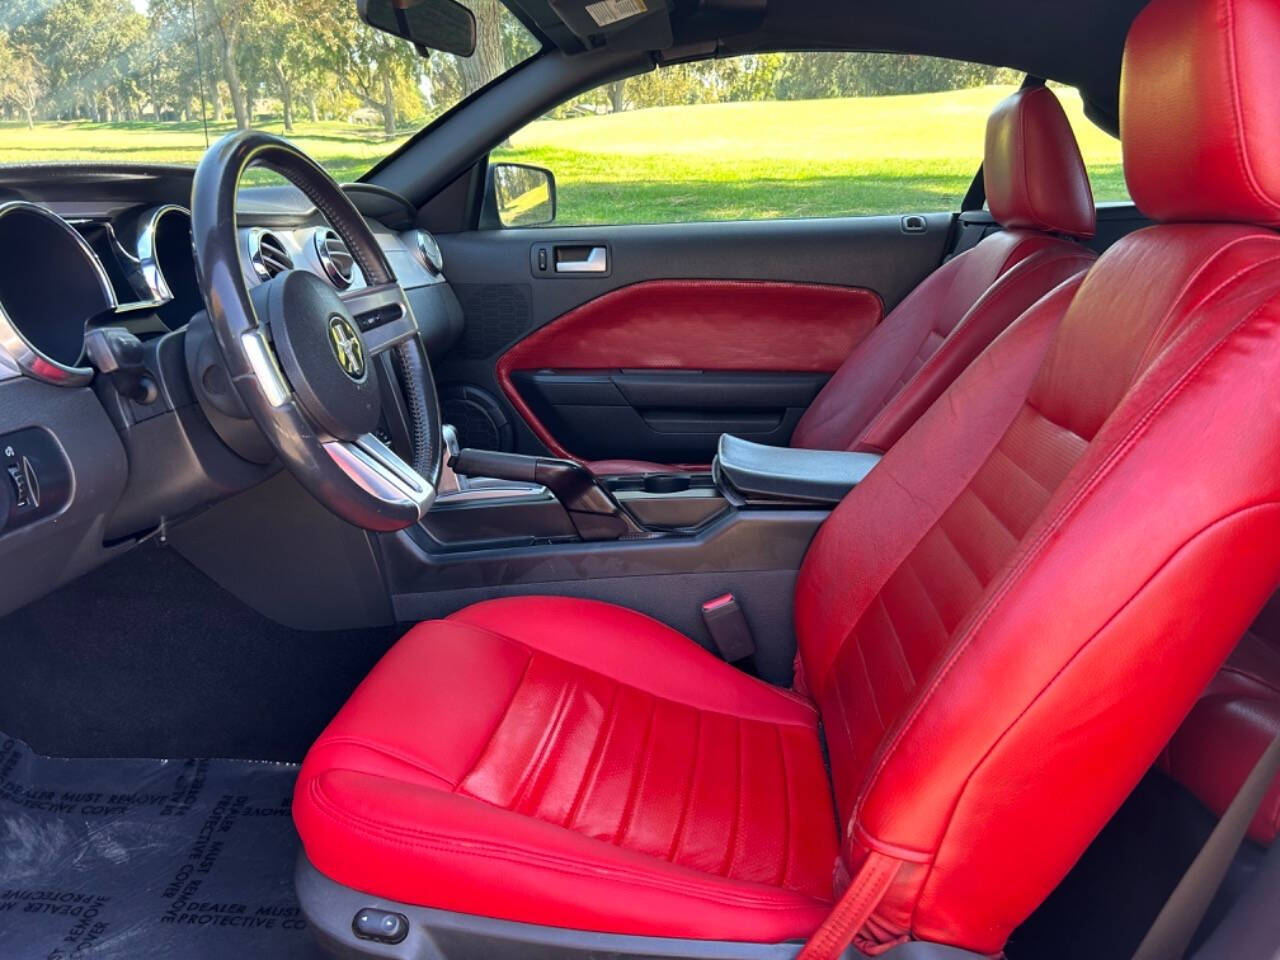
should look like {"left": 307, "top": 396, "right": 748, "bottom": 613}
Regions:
{"left": 797, "top": 850, "right": 902, "bottom": 960}
{"left": 1132, "top": 729, "right": 1280, "bottom": 960}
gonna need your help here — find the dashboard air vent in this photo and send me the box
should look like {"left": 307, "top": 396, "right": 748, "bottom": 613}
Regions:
{"left": 314, "top": 228, "right": 356, "bottom": 289}
{"left": 415, "top": 230, "right": 444, "bottom": 275}
{"left": 249, "top": 229, "right": 293, "bottom": 281}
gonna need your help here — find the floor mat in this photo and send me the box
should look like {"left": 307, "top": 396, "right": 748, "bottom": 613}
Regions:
{"left": 0, "top": 734, "right": 323, "bottom": 959}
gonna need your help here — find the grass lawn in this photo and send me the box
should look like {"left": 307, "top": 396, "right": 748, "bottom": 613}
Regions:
{"left": 494, "top": 85, "right": 1127, "bottom": 224}
{"left": 0, "top": 85, "right": 1126, "bottom": 225}
{"left": 0, "top": 118, "right": 405, "bottom": 184}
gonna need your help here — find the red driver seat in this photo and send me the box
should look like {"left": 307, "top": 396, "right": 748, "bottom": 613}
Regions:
{"left": 294, "top": 0, "right": 1280, "bottom": 953}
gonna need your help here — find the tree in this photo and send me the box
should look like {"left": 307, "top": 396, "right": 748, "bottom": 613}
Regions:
{"left": 201, "top": 0, "right": 254, "bottom": 128}
{"left": 606, "top": 79, "right": 625, "bottom": 113}
{"left": 456, "top": 0, "right": 506, "bottom": 96}
{"left": 0, "top": 34, "right": 44, "bottom": 127}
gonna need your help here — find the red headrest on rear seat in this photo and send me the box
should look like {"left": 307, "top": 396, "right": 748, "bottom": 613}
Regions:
{"left": 1122, "top": 0, "right": 1280, "bottom": 226}
{"left": 984, "top": 85, "right": 1096, "bottom": 238}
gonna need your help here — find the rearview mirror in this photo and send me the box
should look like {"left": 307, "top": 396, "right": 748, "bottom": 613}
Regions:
{"left": 357, "top": 0, "right": 476, "bottom": 57}
{"left": 490, "top": 163, "right": 557, "bottom": 228}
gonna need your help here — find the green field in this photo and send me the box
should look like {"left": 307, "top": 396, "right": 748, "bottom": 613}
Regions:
{"left": 0, "top": 86, "right": 1126, "bottom": 224}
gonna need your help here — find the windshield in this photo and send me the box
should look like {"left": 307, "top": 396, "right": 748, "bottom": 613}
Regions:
{"left": 0, "top": 0, "right": 538, "bottom": 180}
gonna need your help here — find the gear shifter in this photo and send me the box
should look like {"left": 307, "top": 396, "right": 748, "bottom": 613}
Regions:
{"left": 450, "top": 448, "right": 644, "bottom": 541}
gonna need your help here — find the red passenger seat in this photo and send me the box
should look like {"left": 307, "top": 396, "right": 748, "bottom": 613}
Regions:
{"left": 294, "top": 0, "right": 1280, "bottom": 953}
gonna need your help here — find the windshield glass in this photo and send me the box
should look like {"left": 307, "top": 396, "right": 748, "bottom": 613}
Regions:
{"left": 0, "top": 0, "right": 538, "bottom": 180}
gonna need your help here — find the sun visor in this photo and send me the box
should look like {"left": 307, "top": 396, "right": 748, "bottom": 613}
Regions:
{"left": 547, "top": 0, "right": 674, "bottom": 50}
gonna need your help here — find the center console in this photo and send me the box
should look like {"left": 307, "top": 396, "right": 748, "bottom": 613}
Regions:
{"left": 382, "top": 430, "right": 882, "bottom": 683}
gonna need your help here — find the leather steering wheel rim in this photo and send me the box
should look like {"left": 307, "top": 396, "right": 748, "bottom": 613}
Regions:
{"left": 191, "top": 130, "right": 442, "bottom": 531}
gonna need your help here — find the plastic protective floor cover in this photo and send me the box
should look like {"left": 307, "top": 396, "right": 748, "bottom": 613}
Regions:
{"left": 0, "top": 733, "right": 323, "bottom": 958}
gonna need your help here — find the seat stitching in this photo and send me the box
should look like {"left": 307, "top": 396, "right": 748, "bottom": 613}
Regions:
{"left": 613, "top": 694, "right": 658, "bottom": 846}
{"left": 306, "top": 777, "right": 831, "bottom": 910}
{"left": 456, "top": 647, "right": 534, "bottom": 790}
{"left": 667, "top": 709, "right": 702, "bottom": 865}
{"left": 966, "top": 478, "right": 1023, "bottom": 545}
{"left": 775, "top": 724, "right": 792, "bottom": 888}
{"left": 852, "top": 631, "right": 886, "bottom": 732}
{"left": 449, "top": 618, "right": 816, "bottom": 727}
{"left": 876, "top": 592, "right": 916, "bottom": 689}
{"left": 510, "top": 674, "right": 577, "bottom": 815}
{"left": 1220, "top": 0, "right": 1280, "bottom": 213}
{"left": 721, "top": 719, "right": 744, "bottom": 878}
{"left": 897, "top": 557, "right": 949, "bottom": 642}
{"left": 564, "top": 682, "right": 620, "bottom": 830}
{"left": 312, "top": 736, "right": 459, "bottom": 788}
{"left": 934, "top": 508, "right": 991, "bottom": 593}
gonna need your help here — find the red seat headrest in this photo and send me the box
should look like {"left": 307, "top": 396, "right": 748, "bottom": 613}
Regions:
{"left": 984, "top": 86, "right": 1096, "bottom": 238}
{"left": 1122, "top": 0, "right": 1280, "bottom": 226}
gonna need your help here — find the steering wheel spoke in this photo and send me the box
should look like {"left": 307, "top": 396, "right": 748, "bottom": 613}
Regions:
{"left": 342, "top": 283, "right": 418, "bottom": 356}
{"left": 323, "top": 433, "right": 436, "bottom": 520}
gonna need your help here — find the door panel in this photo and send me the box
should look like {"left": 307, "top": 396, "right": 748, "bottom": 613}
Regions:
{"left": 496, "top": 278, "right": 881, "bottom": 461}
{"left": 434, "top": 214, "right": 951, "bottom": 461}
{"left": 513, "top": 369, "right": 830, "bottom": 461}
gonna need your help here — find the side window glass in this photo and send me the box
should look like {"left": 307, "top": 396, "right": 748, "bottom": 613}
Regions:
{"left": 492, "top": 52, "right": 1023, "bottom": 226}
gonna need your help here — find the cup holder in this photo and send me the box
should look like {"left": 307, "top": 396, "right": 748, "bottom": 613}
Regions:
{"left": 642, "top": 474, "right": 691, "bottom": 494}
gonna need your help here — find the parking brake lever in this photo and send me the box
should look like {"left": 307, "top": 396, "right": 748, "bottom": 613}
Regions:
{"left": 450, "top": 448, "right": 644, "bottom": 541}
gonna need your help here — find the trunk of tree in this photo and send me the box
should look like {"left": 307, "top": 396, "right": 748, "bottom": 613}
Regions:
{"left": 380, "top": 69, "right": 396, "bottom": 135}
{"left": 245, "top": 66, "right": 258, "bottom": 125}
{"left": 23, "top": 107, "right": 34, "bottom": 129}
{"left": 457, "top": 0, "right": 506, "bottom": 95}
{"left": 275, "top": 65, "right": 294, "bottom": 132}
{"left": 213, "top": 20, "right": 248, "bottom": 128}
{"left": 607, "top": 79, "right": 625, "bottom": 113}
{"left": 307, "top": 91, "right": 318, "bottom": 123}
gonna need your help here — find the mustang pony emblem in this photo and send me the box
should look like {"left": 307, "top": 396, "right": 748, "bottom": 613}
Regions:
{"left": 327, "top": 316, "right": 366, "bottom": 380}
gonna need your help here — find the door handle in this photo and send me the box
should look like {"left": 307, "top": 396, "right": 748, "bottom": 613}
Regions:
{"left": 554, "top": 245, "right": 608, "bottom": 273}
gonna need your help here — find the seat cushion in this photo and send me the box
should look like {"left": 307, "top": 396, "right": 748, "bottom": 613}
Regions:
{"left": 294, "top": 597, "right": 840, "bottom": 942}
{"left": 1164, "top": 630, "right": 1280, "bottom": 845}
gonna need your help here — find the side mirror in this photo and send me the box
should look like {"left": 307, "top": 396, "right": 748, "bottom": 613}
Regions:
{"left": 357, "top": 0, "right": 476, "bottom": 57}
{"left": 488, "top": 163, "right": 557, "bottom": 228}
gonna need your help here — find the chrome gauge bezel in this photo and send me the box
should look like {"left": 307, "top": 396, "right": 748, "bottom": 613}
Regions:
{"left": 133, "top": 203, "right": 192, "bottom": 306}
{"left": 0, "top": 201, "right": 116, "bottom": 387}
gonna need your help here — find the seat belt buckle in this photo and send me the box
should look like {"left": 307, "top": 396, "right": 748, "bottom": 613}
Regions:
{"left": 701, "top": 594, "right": 756, "bottom": 664}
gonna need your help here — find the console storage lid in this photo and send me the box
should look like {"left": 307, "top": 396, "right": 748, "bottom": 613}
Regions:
{"left": 713, "top": 434, "right": 881, "bottom": 506}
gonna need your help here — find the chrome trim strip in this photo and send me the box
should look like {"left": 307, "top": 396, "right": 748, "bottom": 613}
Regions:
{"left": 324, "top": 433, "right": 436, "bottom": 519}
{"left": 240, "top": 331, "right": 290, "bottom": 407}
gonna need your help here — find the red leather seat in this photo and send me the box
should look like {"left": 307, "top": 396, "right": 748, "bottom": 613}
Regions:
{"left": 1165, "top": 616, "right": 1280, "bottom": 845}
{"left": 591, "top": 85, "right": 1097, "bottom": 475}
{"left": 295, "top": 0, "right": 1280, "bottom": 953}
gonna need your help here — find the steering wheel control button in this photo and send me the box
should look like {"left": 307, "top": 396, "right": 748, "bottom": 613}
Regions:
{"left": 352, "top": 907, "right": 408, "bottom": 944}
{"left": 258, "top": 269, "right": 380, "bottom": 442}
{"left": 355, "top": 302, "right": 404, "bottom": 332}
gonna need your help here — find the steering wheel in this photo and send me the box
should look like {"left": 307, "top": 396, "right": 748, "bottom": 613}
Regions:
{"left": 190, "top": 131, "right": 442, "bottom": 532}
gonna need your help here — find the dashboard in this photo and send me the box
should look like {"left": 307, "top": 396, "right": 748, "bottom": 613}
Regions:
{"left": 0, "top": 164, "right": 464, "bottom": 618}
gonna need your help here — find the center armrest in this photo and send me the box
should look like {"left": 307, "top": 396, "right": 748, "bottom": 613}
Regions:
{"left": 712, "top": 434, "right": 881, "bottom": 506}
